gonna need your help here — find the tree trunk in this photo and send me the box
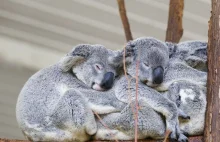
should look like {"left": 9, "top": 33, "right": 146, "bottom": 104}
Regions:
{"left": 165, "top": 0, "right": 184, "bottom": 43}
{"left": 204, "top": 0, "right": 220, "bottom": 142}
{"left": 116, "top": 0, "right": 133, "bottom": 42}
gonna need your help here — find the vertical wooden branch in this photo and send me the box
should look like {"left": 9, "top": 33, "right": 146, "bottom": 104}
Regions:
{"left": 117, "top": 0, "right": 133, "bottom": 42}
{"left": 204, "top": 0, "right": 220, "bottom": 142}
{"left": 165, "top": 0, "right": 184, "bottom": 43}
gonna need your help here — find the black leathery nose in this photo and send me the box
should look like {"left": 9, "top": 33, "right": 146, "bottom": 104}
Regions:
{"left": 100, "top": 72, "right": 114, "bottom": 90}
{"left": 153, "top": 66, "right": 164, "bottom": 84}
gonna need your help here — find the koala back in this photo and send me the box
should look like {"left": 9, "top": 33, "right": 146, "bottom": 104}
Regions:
{"left": 16, "top": 44, "right": 121, "bottom": 141}
{"left": 167, "top": 41, "right": 207, "bottom": 72}
{"left": 167, "top": 81, "right": 207, "bottom": 135}
{"left": 16, "top": 64, "right": 87, "bottom": 129}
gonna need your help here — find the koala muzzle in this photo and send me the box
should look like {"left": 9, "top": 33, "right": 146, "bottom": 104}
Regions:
{"left": 152, "top": 66, "right": 164, "bottom": 84}
{"left": 100, "top": 72, "right": 114, "bottom": 90}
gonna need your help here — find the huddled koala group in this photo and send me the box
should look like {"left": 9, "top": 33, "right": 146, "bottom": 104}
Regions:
{"left": 16, "top": 37, "right": 207, "bottom": 142}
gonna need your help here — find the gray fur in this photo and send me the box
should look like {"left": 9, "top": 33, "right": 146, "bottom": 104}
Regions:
{"left": 93, "top": 37, "right": 187, "bottom": 142}
{"left": 159, "top": 40, "right": 207, "bottom": 136}
{"left": 156, "top": 41, "right": 207, "bottom": 91}
{"left": 16, "top": 44, "right": 122, "bottom": 141}
{"left": 166, "top": 41, "right": 207, "bottom": 72}
{"left": 94, "top": 99, "right": 166, "bottom": 140}
{"left": 156, "top": 61, "right": 207, "bottom": 91}
{"left": 94, "top": 76, "right": 182, "bottom": 140}
{"left": 166, "top": 81, "right": 207, "bottom": 135}
{"left": 126, "top": 37, "right": 169, "bottom": 87}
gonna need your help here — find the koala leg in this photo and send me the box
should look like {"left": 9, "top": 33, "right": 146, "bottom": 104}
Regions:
{"left": 49, "top": 89, "right": 97, "bottom": 141}
{"left": 20, "top": 89, "right": 97, "bottom": 142}
{"left": 141, "top": 95, "right": 187, "bottom": 141}
{"left": 178, "top": 108, "right": 190, "bottom": 119}
{"left": 22, "top": 125, "right": 73, "bottom": 142}
{"left": 94, "top": 99, "right": 165, "bottom": 140}
{"left": 164, "top": 90, "right": 190, "bottom": 120}
{"left": 169, "top": 81, "right": 206, "bottom": 136}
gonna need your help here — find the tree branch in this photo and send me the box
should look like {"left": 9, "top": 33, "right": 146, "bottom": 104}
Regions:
{"left": 116, "top": 0, "right": 133, "bottom": 42}
{"left": 204, "top": 0, "right": 220, "bottom": 141}
{"left": 165, "top": 0, "right": 184, "bottom": 43}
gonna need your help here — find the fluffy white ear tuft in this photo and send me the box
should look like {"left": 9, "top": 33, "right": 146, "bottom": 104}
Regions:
{"left": 59, "top": 56, "right": 84, "bottom": 72}
{"left": 108, "top": 51, "right": 123, "bottom": 67}
{"left": 165, "top": 42, "right": 177, "bottom": 57}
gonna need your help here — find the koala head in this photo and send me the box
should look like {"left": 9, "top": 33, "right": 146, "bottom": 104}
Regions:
{"left": 112, "top": 37, "right": 169, "bottom": 87}
{"left": 166, "top": 41, "right": 207, "bottom": 71}
{"left": 59, "top": 44, "right": 120, "bottom": 91}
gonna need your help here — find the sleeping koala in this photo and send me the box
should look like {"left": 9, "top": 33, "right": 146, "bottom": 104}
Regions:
{"left": 166, "top": 81, "right": 207, "bottom": 136}
{"left": 156, "top": 41, "right": 207, "bottom": 91}
{"left": 167, "top": 40, "right": 207, "bottom": 72}
{"left": 16, "top": 44, "right": 121, "bottom": 142}
{"left": 158, "top": 41, "right": 208, "bottom": 136}
{"left": 92, "top": 37, "right": 188, "bottom": 142}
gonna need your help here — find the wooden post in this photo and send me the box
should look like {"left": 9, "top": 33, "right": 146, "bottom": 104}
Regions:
{"left": 116, "top": 0, "right": 133, "bottom": 42}
{"left": 165, "top": 0, "right": 184, "bottom": 43}
{"left": 204, "top": 0, "right": 220, "bottom": 142}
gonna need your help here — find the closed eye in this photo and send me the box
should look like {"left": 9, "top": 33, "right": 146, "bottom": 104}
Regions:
{"left": 95, "top": 64, "right": 103, "bottom": 71}
{"left": 144, "top": 63, "right": 149, "bottom": 67}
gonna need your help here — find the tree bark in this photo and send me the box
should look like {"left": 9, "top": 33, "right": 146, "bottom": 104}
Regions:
{"left": 204, "top": 0, "right": 220, "bottom": 142}
{"left": 165, "top": 0, "right": 184, "bottom": 43}
{"left": 116, "top": 0, "right": 133, "bottom": 42}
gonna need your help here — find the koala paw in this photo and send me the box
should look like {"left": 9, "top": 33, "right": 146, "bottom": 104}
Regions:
{"left": 179, "top": 114, "right": 190, "bottom": 120}
{"left": 178, "top": 109, "right": 190, "bottom": 120}
{"left": 169, "top": 125, "right": 188, "bottom": 142}
{"left": 85, "top": 115, "right": 97, "bottom": 135}
{"left": 178, "top": 133, "right": 188, "bottom": 142}
{"left": 169, "top": 131, "right": 177, "bottom": 141}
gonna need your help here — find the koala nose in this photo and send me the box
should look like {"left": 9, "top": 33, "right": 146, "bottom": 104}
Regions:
{"left": 100, "top": 72, "right": 114, "bottom": 90}
{"left": 152, "top": 66, "right": 164, "bottom": 84}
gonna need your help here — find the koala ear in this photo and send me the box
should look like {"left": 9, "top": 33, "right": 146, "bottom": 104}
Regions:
{"left": 68, "top": 44, "right": 93, "bottom": 58}
{"left": 124, "top": 40, "right": 136, "bottom": 63}
{"left": 185, "top": 47, "right": 207, "bottom": 71}
{"left": 165, "top": 42, "right": 177, "bottom": 58}
{"left": 108, "top": 41, "right": 136, "bottom": 68}
{"left": 126, "top": 40, "right": 135, "bottom": 55}
{"left": 185, "top": 56, "right": 207, "bottom": 71}
{"left": 59, "top": 56, "right": 84, "bottom": 72}
{"left": 59, "top": 44, "right": 93, "bottom": 72}
{"left": 108, "top": 50, "right": 124, "bottom": 67}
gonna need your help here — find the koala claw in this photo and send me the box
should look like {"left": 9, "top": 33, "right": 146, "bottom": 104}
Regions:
{"left": 169, "top": 123, "right": 188, "bottom": 142}
{"left": 178, "top": 134, "right": 188, "bottom": 142}
{"left": 178, "top": 109, "right": 190, "bottom": 120}
{"left": 185, "top": 116, "right": 190, "bottom": 120}
{"left": 169, "top": 131, "right": 177, "bottom": 141}
{"left": 170, "top": 132, "right": 188, "bottom": 142}
{"left": 179, "top": 115, "right": 190, "bottom": 120}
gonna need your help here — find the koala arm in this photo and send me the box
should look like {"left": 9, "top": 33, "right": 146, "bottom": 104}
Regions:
{"left": 115, "top": 76, "right": 179, "bottom": 121}
{"left": 49, "top": 89, "right": 97, "bottom": 136}
{"left": 78, "top": 88, "right": 126, "bottom": 114}
{"left": 94, "top": 99, "right": 166, "bottom": 140}
{"left": 138, "top": 85, "right": 188, "bottom": 141}
{"left": 156, "top": 61, "right": 207, "bottom": 92}
{"left": 115, "top": 76, "right": 186, "bottom": 140}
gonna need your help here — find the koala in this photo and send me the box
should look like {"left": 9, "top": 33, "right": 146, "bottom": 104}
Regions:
{"left": 166, "top": 81, "right": 207, "bottom": 136}
{"left": 157, "top": 41, "right": 208, "bottom": 136}
{"left": 156, "top": 41, "right": 207, "bottom": 92}
{"left": 167, "top": 40, "right": 207, "bottom": 72}
{"left": 16, "top": 44, "right": 121, "bottom": 142}
{"left": 92, "top": 37, "right": 188, "bottom": 142}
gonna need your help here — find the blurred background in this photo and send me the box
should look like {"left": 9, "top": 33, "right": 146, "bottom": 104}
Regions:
{"left": 0, "top": 0, "right": 210, "bottom": 140}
